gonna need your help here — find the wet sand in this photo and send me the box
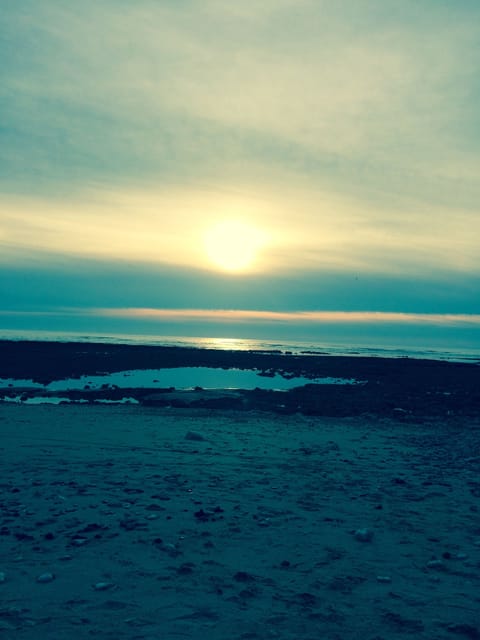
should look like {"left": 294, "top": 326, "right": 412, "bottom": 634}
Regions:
{"left": 1, "top": 403, "right": 480, "bottom": 639}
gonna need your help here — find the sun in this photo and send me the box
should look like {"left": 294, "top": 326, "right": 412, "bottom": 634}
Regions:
{"left": 204, "top": 220, "right": 265, "bottom": 273}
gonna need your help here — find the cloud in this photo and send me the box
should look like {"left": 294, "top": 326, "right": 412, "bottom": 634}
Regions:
{"left": 93, "top": 307, "right": 480, "bottom": 328}
{"left": 1, "top": 181, "right": 479, "bottom": 277}
{"left": 1, "top": 255, "right": 479, "bottom": 315}
{"left": 2, "top": 1, "right": 479, "bottom": 189}
{"left": 1, "top": 0, "right": 479, "bottom": 316}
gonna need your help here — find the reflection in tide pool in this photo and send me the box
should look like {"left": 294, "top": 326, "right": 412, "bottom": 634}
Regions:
{"left": 45, "top": 367, "right": 360, "bottom": 391}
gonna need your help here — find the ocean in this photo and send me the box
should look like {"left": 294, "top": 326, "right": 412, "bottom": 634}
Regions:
{"left": 1, "top": 328, "right": 479, "bottom": 364}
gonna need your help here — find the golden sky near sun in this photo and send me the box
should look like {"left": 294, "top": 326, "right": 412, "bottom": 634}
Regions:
{"left": 1, "top": 179, "right": 479, "bottom": 278}
{"left": 203, "top": 220, "right": 268, "bottom": 273}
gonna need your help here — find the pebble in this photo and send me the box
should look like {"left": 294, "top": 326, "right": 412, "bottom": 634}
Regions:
{"left": 446, "top": 623, "right": 480, "bottom": 638}
{"left": 185, "top": 431, "right": 205, "bottom": 442}
{"left": 0, "top": 621, "right": 15, "bottom": 631}
{"left": 234, "top": 571, "right": 255, "bottom": 583}
{"left": 71, "top": 537, "right": 88, "bottom": 546}
{"left": 145, "top": 503, "right": 164, "bottom": 511}
{"left": 162, "top": 543, "right": 180, "bottom": 557}
{"left": 36, "top": 572, "right": 55, "bottom": 583}
{"left": 354, "top": 528, "right": 374, "bottom": 542}
{"left": 92, "top": 582, "right": 115, "bottom": 591}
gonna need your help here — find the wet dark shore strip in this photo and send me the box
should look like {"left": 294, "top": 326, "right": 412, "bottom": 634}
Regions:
{"left": 1, "top": 340, "right": 479, "bottom": 418}
{"left": 1, "top": 339, "right": 478, "bottom": 381}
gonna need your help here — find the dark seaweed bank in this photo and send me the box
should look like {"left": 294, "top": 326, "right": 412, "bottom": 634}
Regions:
{"left": 0, "top": 340, "right": 479, "bottom": 418}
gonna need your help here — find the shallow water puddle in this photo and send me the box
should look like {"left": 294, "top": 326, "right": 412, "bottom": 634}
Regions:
{"left": 50, "top": 368, "right": 360, "bottom": 391}
{"left": 0, "top": 367, "right": 363, "bottom": 395}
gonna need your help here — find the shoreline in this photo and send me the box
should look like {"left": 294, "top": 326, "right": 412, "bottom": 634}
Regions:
{"left": 1, "top": 340, "right": 479, "bottom": 418}
{"left": 1, "top": 330, "right": 479, "bottom": 365}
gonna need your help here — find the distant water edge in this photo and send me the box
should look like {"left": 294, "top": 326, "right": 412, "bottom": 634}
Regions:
{"left": 1, "top": 329, "right": 479, "bottom": 364}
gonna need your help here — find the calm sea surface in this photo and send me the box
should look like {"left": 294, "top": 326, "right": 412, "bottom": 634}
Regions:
{"left": 1, "top": 328, "right": 479, "bottom": 363}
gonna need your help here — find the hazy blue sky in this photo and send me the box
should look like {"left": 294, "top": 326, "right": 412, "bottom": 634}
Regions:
{"left": 1, "top": 1, "right": 479, "bottom": 339}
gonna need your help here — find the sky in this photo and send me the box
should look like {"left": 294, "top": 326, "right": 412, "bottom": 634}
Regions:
{"left": 1, "top": 1, "right": 480, "bottom": 344}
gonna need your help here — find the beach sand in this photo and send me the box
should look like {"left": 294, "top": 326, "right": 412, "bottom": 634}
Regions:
{"left": 1, "top": 404, "right": 479, "bottom": 639}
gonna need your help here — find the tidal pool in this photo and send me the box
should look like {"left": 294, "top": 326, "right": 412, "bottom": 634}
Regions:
{"left": 46, "top": 367, "right": 361, "bottom": 391}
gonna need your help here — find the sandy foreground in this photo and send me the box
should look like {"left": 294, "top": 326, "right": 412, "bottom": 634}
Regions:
{"left": 1, "top": 404, "right": 480, "bottom": 639}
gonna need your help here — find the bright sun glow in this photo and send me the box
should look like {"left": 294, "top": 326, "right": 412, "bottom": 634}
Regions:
{"left": 204, "top": 220, "right": 266, "bottom": 273}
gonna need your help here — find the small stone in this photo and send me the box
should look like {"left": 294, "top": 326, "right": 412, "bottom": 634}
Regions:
{"left": 194, "top": 509, "right": 211, "bottom": 522}
{"left": 162, "top": 543, "right": 180, "bottom": 557}
{"left": 295, "top": 592, "right": 317, "bottom": 607}
{"left": 177, "top": 562, "right": 195, "bottom": 575}
{"left": 446, "top": 623, "right": 480, "bottom": 638}
{"left": 93, "top": 582, "right": 115, "bottom": 591}
{"left": 36, "top": 572, "right": 55, "bottom": 583}
{"left": 376, "top": 575, "right": 392, "bottom": 583}
{"left": 79, "top": 523, "right": 105, "bottom": 533}
{"left": 234, "top": 571, "right": 255, "bottom": 583}
{"left": 354, "top": 528, "right": 374, "bottom": 542}
{"left": 15, "top": 532, "right": 34, "bottom": 541}
{"left": 71, "top": 537, "right": 88, "bottom": 546}
{"left": 185, "top": 431, "right": 205, "bottom": 442}
{"left": 0, "top": 620, "right": 15, "bottom": 630}
{"left": 145, "top": 503, "right": 164, "bottom": 511}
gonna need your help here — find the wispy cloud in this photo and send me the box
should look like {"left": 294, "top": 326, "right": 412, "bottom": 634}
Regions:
{"left": 81, "top": 308, "right": 480, "bottom": 328}
{"left": 1, "top": 1, "right": 479, "bottom": 315}
{"left": 3, "top": 1, "right": 478, "bottom": 180}
{"left": 2, "top": 306, "right": 480, "bottom": 328}
{"left": 2, "top": 183, "right": 479, "bottom": 276}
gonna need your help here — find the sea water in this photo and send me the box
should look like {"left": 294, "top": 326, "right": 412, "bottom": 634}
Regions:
{"left": 0, "top": 328, "right": 479, "bottom": 363}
